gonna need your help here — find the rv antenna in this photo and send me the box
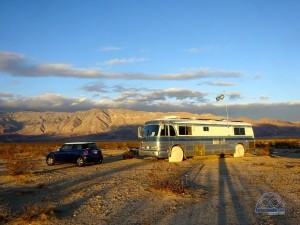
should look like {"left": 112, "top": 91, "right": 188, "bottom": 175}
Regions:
{"left": 216, "top": 92, "right": 230, "bottom": 135}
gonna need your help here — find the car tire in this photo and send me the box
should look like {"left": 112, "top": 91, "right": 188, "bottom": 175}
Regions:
{"left": 76, "top": 157, "right": 86, "bottom": 167}
{"left": 46, "top": 156, "right": 55, "bottom": 166}
{"left": 94, "top": 158, "right": 103, "bottom": 164}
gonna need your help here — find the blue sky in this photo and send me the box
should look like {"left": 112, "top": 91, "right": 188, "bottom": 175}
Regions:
{"left": 0, "top": 0, "right": 299, "bottom": 121}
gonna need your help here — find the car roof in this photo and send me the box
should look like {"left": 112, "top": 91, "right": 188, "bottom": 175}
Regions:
{"left": 64, "top": 142, "right": 96, "bottom": 145}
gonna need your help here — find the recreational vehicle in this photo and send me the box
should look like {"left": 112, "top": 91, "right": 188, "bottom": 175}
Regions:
{"left": 138, "top": 116, "right": 255, "bottom": 162}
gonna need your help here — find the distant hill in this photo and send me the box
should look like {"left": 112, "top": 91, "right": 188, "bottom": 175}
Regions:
{"left": 0, "top": 108, "right": 299, "bottom": 142}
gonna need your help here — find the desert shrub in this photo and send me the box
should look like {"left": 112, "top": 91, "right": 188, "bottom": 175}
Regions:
{"left": 254, "top": 138, "right": 300, "bottom": 156}
{"left": 0, "top": 201, "right": 11, "bottom": 223}
{"left": 19, "top": 196, "right": 55, "bottom": 222}
{"left": 148, "top": 162, "right": 187, "bottom": 195}
{"left": 0, "top": 142, "right": 62, "bottom": 159}
{"left": 97, "top": 141, "right": 139, "bottom": 150}
{"left": 255, "top": 138, "right": 300, "bottom": 150}
{"left": 273, "top": 140, "right": 300, "bottom": 148}
{"left": 0, "top": 143, "right": 39, "bottom": 175}
{"left": 122, "top": 149, "right": 137, "bottom": 159}
{"left": 6, "top": 153, "right": 39, "bottom": 175}
{"left": 254, "top": 147, "right": 271, "bottom": 156}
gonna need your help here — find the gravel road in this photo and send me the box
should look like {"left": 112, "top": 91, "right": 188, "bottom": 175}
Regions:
{"left": 0, "top": 149, "right": 299, "bottom": 225}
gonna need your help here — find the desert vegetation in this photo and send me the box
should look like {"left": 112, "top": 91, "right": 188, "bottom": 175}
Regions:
{"left": 0, "top": 138, "right": 299, "bottom": 224}
{"left": 0, "top": 139, "right": 299, "bottom": 176}
{"left": 254, "top": 138, "right": 300, "bottom": 156}
{"left": 148, "top": 161, "right": 189, "bottom": 195}
{"left": 0, "top": 141, "right": 138, "bottom": 176}
{"left": 255, "top": 138, "right": 300, "bottom": 149}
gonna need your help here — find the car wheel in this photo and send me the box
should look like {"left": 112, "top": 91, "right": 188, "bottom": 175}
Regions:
{"left": 94, "top": 158, "right": 103, "bottom": 164}
{"left": 169, "top": 146, "right": 184, "bottom": 162}
{"left": 46, "top": 156, "right": 55, "bottom": 166}
{"left": 76, "top": 157, "right": 86, "bottom": 167}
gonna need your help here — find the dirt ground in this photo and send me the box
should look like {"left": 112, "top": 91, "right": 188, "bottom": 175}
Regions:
{"left": 0, "top": 148, "right": 299, "bottom": 225}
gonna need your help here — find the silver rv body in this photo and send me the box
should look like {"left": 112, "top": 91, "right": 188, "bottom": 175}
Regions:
{"left": 138, "top": 116, "right": 255, "bottom": 160}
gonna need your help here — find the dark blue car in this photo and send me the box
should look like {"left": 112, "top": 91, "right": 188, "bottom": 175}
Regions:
{"left": 46, "top": 142, "right": 103, "bottom": 167}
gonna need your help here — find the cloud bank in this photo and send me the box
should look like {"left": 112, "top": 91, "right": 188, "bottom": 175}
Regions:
{"left": 0, "top": 51, "right": 244, "bottom": 80}
{"left": 0, "top": 91, "right": 299, "bottom": 121}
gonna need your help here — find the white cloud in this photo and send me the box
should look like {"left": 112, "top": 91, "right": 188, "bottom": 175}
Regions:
{"left": 198, "top": 81, "right": 236, "bottom": 86}
{"left": 98, "top": 46, "right": 123, "bottom": 51}
{"left": 253, "top": 73, "right": 263, "bottom": 79}
{"left": 79, "top": 82, "right": 109, "bottom": 93}
{"left": 104, "top": 57, "right": 149, "bottom": 66}
{"left": 184, "top": 48, "right": 200, "bottom": 53}
{"left": 227, "top": 92, "right": 243, "bottom": 100}
{"left": 184, "top": 45, "right": 218, "bottom": 53}
{"left": 260, "top": 95, "right": 270, "bottom": 100}
{"left": 0, "top": 93, "right": 96, "bottom": 112}
{"left": 0, "top": 92, "right": 14, "bottom": 98}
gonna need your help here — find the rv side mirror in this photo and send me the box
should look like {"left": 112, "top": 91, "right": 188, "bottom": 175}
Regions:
{"left": 138, "top": 126, "right": 143, "bottom": 139}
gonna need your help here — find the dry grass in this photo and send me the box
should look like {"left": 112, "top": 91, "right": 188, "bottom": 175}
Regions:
{"left": 19, "top": 197, "right": 55, "bottom": 222}
{"left": 0, "top": 143, "right": 41, "bottom": 175}
{"left": 148, "top": 162, "right": 187, "bottom": 195}
{"left": 0, "top": 141, "right": 139, "bottom": 157}
{"left": 0, "top": 141, "right": 139, "bottom": 176}
{"left": 254, "top": 138, "right": 300, "bottom": 156}
{"left": 97, "top": 141, "right": 139, "bottom": 150}
{"left": 0, "top": 197, "right": 55, "bottom": 224}
{"left": 122, "top": 150, "right": 136, "bottom": 159}
{"left": 0, "top": 139, "right": 298, "bottom": 175}
{"left": 255, "top": 138, "right": 300, "bottom": 149}
{"left": 0, "top": 201, "right": 12, "bottom": 224}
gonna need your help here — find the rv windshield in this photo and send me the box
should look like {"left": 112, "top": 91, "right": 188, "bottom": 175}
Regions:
{"left": 144, "top": 125, "right": 159, "bottom": 137}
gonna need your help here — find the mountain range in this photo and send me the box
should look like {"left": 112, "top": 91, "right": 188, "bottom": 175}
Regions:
{"left": 0, "top": 108, "right": 299, "bottom": 142}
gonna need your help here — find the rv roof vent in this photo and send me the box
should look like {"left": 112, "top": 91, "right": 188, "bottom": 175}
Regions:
{"left": 165, "top": 116, "right": 181, "bottom": 119}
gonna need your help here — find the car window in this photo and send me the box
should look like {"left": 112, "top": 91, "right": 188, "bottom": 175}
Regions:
{"left": 82, "top": 144, "right": 89, "bottom": 149}
{"left": 88, "top": 143, "right": 97, "bottom": 149}
{"left": 72, "top": 144, "right": 80, "bottom": 150}
{"left": 72, "top": 144, "right": 87, "bottom": 150}
{"left": 60, "top": 144, "right": 72, "bottom": 151}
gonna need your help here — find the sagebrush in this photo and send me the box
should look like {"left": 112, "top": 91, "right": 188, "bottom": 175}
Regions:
{"left": 148, "top": 162, "right": 187, "bottom": 195}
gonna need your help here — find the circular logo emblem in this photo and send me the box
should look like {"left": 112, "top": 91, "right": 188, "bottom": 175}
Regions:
{"left": 255, "top": 192, "right": 285, "bottom": 215}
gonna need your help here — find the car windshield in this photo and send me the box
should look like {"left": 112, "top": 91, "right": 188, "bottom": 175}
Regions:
{"left": 143, "top": 125, "right": 159, "bottom": 137}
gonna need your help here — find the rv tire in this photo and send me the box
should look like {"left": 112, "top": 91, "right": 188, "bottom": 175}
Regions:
{"left": 169, "top": 146, "right": 183, "bottom": 162}
{"left": 234, "top": 144, "right": 245, "bottom": 157}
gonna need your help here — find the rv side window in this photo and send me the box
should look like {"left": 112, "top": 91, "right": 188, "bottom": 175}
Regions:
{"left": 179, "top": 125, "right": 192, "bottom": 135}
{"left": 203, "top": 126, "right": 209, "bottom": 131}
{"left": 169, "top": 125, "right": 176, "bottom": 136}
{"left": 234, "top": 127, "right": 245, "bottom": 135}
{"left": 179, "top": 126, "right": 185, "bottom": 135}
{"left": 161, "top": 125, "right": 176, "bottom": 136}
{"left": 160, "top": 125, "right": 167, "bottom": 136}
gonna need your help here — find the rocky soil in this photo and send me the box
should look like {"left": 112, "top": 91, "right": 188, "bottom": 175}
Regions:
{"left": 0, "top": 148, "right": 299, "bottom": 225}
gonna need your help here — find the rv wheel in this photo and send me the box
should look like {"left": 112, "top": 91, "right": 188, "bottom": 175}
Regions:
{"left": 169, "top": 146, "right": 183, "bottom": 162}
{"left": 234, "top": 144, "right": 245, "bottom": 157}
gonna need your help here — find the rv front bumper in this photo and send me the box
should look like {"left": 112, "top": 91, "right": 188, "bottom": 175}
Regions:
{"left": 139, "top": 149, "right": 168, "bottom": 159}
